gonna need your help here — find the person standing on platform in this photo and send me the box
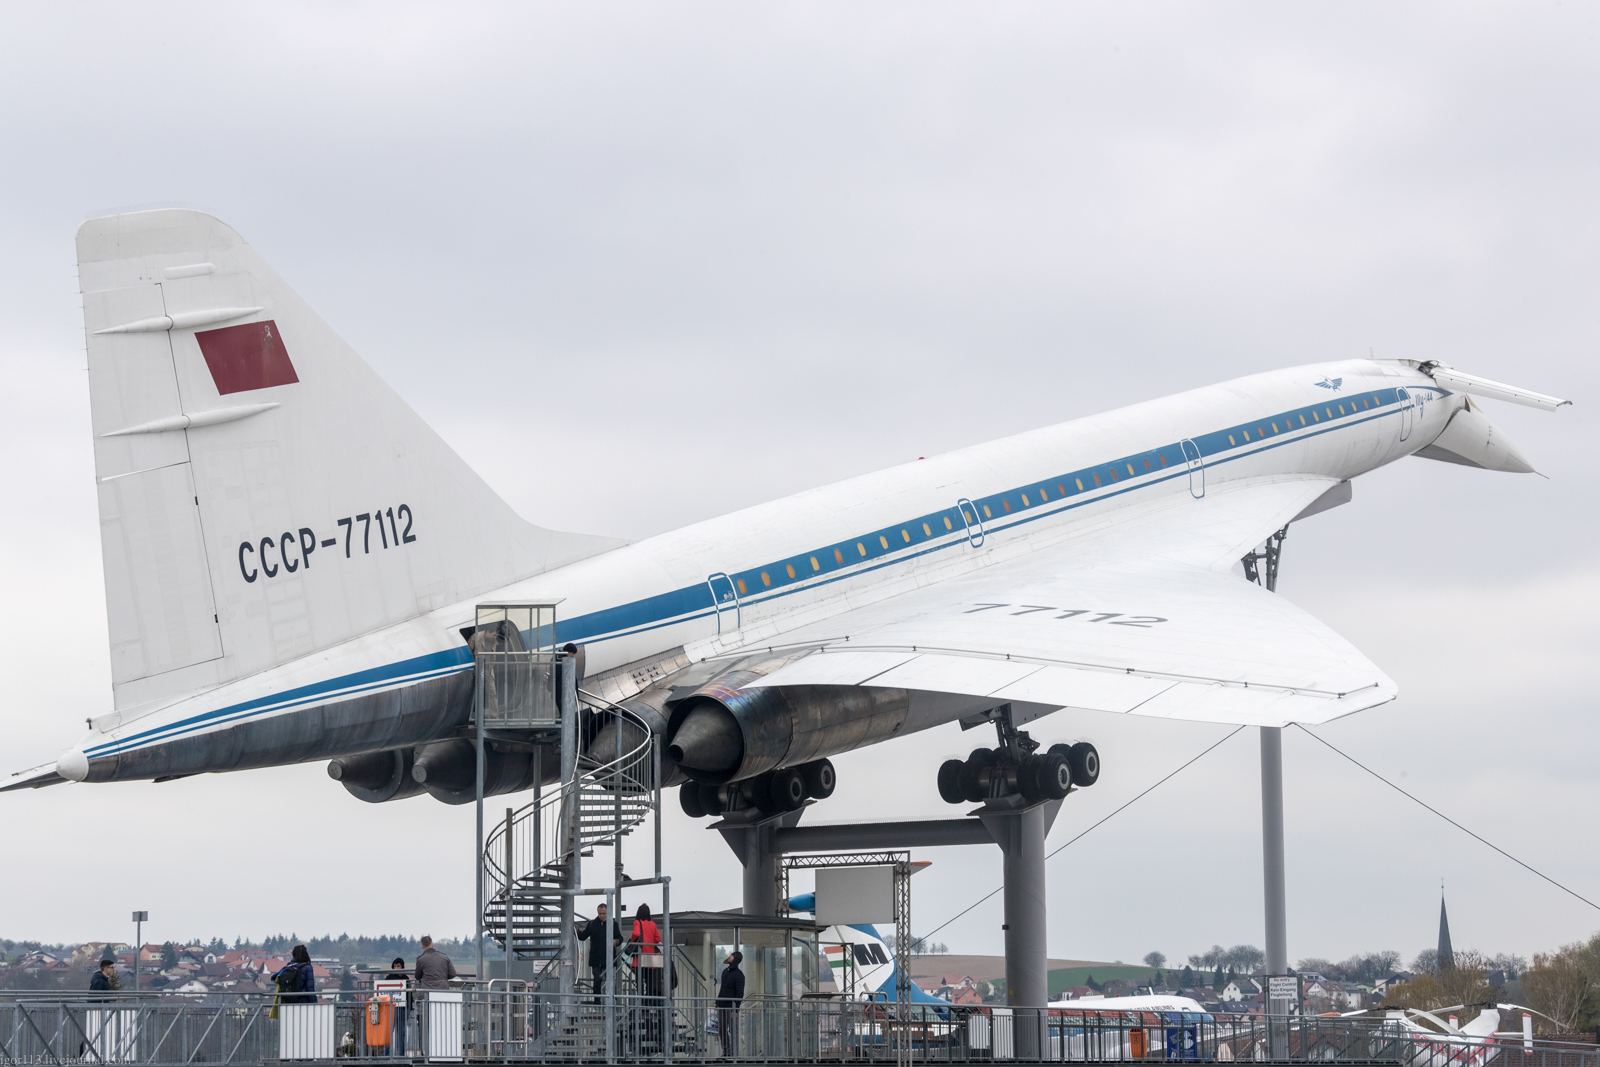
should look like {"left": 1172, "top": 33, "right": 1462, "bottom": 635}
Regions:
{"left": 382, "top": 957, "right": 410, "bottom": 1056}
{"left": 629, "top": 905, "right": 664, "bottom": 1049}
{"left": 716, "top": 951, "right": 744, "bottom": 1059}
{"left": 414, "top": 937, "right": 457, "bottom": 990}
{"left": 576, "top": 904, "right": 621, "bottom": 997}
{"left": 274, "top": 946, "right": 316, "bottom": 1004}
{"left": 90, "top": 959, "right": 118, "bottom": 996}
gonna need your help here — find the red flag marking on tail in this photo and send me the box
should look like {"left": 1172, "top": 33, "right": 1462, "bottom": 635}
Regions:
{"left": 196, "top": 320, "right": 298, "bottom": 395}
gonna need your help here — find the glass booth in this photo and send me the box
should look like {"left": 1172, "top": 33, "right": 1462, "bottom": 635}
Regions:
{"left": 669, "top": 911, "right": 825, "bottom": 1058}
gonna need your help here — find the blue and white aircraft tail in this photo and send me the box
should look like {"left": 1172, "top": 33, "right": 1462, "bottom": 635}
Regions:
{"left": 786, "top": 892, "right": 949, "bottom": 1006}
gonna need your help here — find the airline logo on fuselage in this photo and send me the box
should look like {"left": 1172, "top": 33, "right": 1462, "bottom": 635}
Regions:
{"left": 1314, "top": 377, "right": 1343, "bottom": 390}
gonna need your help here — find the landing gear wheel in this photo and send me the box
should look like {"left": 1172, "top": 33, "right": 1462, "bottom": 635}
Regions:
{"left": 801, "top": 759, "right": 836, "bottom": 800}
{"left": 679, "top": 783, "right": 707, "bottom": 818}
{"left": 1068, "top": 742, "right": 1100, "bottom": 787}
{"left": 770, "top": 766, "right": 807, "bottom": 811}
{"left": 698, "top": 782, "right": 725, "bottom": 816}
{"left": 959, "top": 748, "right": 995, "bottom": 803}
{"left": 1017, "top": 756, "right": 1042, "bottom": 802}
{"left": 937, "top": 760, "right": 966, "bottom": 804}
{"left": 747, "top": 774, "right": 775, "bottom": 814}
{"left": 1035, "top": 751, "right": 1072, "bottom": 800}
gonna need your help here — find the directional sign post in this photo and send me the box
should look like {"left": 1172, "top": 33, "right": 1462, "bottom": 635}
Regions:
{"left": 131, "top": 911, "right": 148, "bottom": 992}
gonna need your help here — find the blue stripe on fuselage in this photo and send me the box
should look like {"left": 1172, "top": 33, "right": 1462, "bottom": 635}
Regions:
{"left": 90, "top": 384, "right": 1434, "bottom": 759}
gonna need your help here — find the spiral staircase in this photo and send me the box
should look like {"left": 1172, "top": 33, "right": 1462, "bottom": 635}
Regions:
{"left": 481, "top": 691, "right": 657, "bottom": 977}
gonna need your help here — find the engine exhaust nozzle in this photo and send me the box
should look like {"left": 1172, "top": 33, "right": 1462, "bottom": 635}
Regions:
{"left": 667, "top": 701, "right": 743, "bottom": 783}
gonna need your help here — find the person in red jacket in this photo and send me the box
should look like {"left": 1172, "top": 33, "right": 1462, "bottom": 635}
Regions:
{"left": 629, "top": 904, "right": 665, "bottom": 1049}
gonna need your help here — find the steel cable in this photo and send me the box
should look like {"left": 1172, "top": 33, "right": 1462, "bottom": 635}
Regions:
{"left": 916, "top": 725, "right": 1247, "bottom": 941}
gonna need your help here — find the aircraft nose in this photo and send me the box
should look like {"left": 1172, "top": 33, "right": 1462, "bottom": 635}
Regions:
{"left": 56, "top": 747, "right": 89, "bottom": 782}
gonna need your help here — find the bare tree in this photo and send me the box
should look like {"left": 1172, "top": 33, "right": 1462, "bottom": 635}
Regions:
{"left": 1522, "top": 944, "right": 1595, "bottom": 1032}
{"left": 1227, "top": 945, "right": 1265, "bottom": 973}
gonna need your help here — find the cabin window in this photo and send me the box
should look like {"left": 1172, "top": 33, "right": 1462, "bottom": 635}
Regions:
{"left": 1299, "top": 414, "right": 1306, "bottom": 426}
{"left": 1126, "top": 463, "right": 1135, "bottom": 476}
{"left": 1002, "top": 500, "right": 1012, "bottom": 512}
{"left": 1058, "top": 483, "right": 1066, "bottom": 493}
{"left": 1271, "top": 423, "right": 1278, "bottom": 433}
{"left": 983, "top": 505, "right": 992, "bottom": 518}
{"left": 1312, "top": 411, "right": 1319, "bottom": 421}
{"left": 761, "top": 572, "right": 771, "bottom": 587}
{"left": 786, "top": 564, "right": 796, "bottom": 579}
{"left": 1091, "top": 474, "right": 1101, "bottom": 486}
{"left": 1159, "top": 455, "right": 1167, "bottom": 466}
{"left": 943, "top": 516, "right": 953, "bottom": 530}
{"left": 1075, "top": 478, "right": 1084, "bottom": 490}
{"left": 901, "top": 529, "right": 912, "bottom": 542}
{"left": 834, "top": 548, "right": 844, "bottom": 564}
{"left": 879, "top": 535, "right": 890, "bottom": 549}
{"left": 810, "top": 557, "right": 820, "bottom": 572}
{"left": 1325, "top": 408, "right": 1332, "bottom": 418}
{"left": 1242, "top": 430, "right": 1250, "bottom": 441}
{"left": 1229, "top": 435, "right": 1236, "bottom": 445}
{"left": 1338, "top": 404, "right": 1345, "bottom": 415}
{"left": 922, "top": 523, "right": 932, "bottom": 536}
{"left": 857, "top": 542, "right": 867, "bottom": 556}
{"left": 1143, "top": 458, "right": 1150, "bottom": 470}
{"left": 1257, "top": 426, "right": 1265, "bottom": 437}
{"left": 736, "top": 579, "right": 747, "bottom": 595}
{"left": 1021, "top": 493, "right": 1030, "bottom": 506}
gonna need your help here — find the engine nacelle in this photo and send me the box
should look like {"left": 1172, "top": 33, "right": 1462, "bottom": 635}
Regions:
{"left": 665, "top": 667, "right": 909, "bottom": 785}
{"left": 328, "top": 740, "right": 556, "bottom": 805}
{"left": 327, "top": 748, "right": 427, "bottom": 803}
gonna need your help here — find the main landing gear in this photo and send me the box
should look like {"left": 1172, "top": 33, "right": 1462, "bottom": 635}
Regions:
{"left": 678, "top": 758, "right": 836, "bottom": 819}
{"left": 935, "top": 712, "right": 1099, "bottom": 805}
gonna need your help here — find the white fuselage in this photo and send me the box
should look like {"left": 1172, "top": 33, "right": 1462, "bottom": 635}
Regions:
{"left": 65, "top": 358, "right": 1455, "bottom": 780}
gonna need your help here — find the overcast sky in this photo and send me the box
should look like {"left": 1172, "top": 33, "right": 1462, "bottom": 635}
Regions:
{"left": 2, "top": 3, "right": 1596, "bottom": 971}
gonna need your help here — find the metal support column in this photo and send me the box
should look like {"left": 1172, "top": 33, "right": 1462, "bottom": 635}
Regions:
{"left": 1260, "top": 726, "right": 1288, "bottom": 976}
{"left": 741, "top": 823, "right": 779, "bottom": 917}
{"left": 661, "top": 878, "right": 673, "bottom": 1065}
{"left": 980, "top": 804, "right": 1049, "bottom": 1061}
{"left": 475, "top": 707, "right": 486, "bottom": 982}
{"left": 557, "top": 659, "right": 580, "bottom": 999}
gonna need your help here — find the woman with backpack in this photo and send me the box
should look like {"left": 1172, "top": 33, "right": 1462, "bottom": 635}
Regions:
{"left": 273, "top": 945, "right": 317, "bottom": 1005}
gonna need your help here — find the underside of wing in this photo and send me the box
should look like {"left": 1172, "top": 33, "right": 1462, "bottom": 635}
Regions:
{"left": 742, "top": 477, "right": 1394, "bottom": 728}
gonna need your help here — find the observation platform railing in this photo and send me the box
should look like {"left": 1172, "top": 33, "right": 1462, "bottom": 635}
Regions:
{"left": 3, "top": 988, "right": 1592, "bottom": 1066}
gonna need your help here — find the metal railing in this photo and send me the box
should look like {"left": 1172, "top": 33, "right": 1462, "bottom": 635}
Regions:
{"left": 5, "top": 990, "right": 1595, "bottom": 1066}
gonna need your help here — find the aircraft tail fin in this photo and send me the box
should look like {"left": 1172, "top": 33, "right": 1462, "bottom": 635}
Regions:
{"left": 77, "top": 209, "right": 621, "bottom": 713}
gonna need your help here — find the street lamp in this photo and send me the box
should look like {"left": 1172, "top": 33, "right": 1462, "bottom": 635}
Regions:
{"left": 132, "top": 911, "right": 148, "bottom": 992}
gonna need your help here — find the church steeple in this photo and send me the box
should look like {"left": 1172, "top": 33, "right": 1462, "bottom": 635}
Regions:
{"left": 1438, "top": 888, "right": 1455, "bottom": 971}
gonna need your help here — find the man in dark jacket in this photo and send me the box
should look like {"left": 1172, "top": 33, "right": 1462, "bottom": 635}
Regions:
{"left": 575, "top": 904, "right": 620, "bottom": 997}
{"left": 716, "top": 951, "right": 744, "bottom": 1059}
{"left": 90, "top": 959, "right": 117, "bottom": 996}
{"left": 414, "top": 936, "right": 457, "bottom": 990}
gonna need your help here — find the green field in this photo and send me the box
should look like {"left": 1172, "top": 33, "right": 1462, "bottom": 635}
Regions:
{"left": 1047, "top": 965, "right": 1163, "bottom": 997}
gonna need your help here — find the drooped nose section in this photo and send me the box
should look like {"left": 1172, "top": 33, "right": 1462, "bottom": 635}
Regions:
{"left": 667, "top": 701, "right": 744, "bottom": 783}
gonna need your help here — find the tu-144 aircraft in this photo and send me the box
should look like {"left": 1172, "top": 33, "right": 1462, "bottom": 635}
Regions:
{"left": 5, "top": 209, "right": 1570, "bottom": 816}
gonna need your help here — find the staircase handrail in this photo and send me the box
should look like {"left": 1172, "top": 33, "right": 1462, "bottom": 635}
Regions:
{"left": 482, "top": 693, "right": 656, "bottom": 890}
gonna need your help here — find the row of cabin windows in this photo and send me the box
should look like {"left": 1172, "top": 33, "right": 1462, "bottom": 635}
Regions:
{"left": 739, "top": 514, "right": 963, "bottom": 593}
{"left": 1226, "top": 395, "right": 1383, "bottom": 447}
{"left": 730, "top": 398, "right": 1386, "bottom": 596}
{"left": 739, "top": 450, "right": 1191, "bottom": 590}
